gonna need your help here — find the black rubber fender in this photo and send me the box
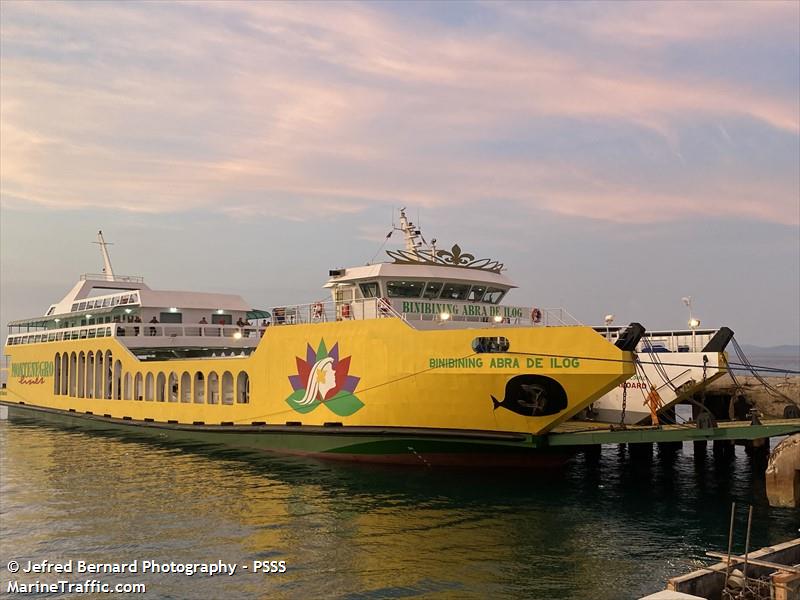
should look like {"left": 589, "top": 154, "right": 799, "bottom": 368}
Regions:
{"left": 783, "top": 404, "right": 800, "bottom": 419}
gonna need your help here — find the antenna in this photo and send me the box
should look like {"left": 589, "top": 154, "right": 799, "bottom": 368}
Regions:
{"left": 93, "top": 230, "right": 115, "bottom": 281}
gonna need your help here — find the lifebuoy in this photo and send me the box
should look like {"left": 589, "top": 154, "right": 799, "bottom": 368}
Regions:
{"left": 312, "top": 302, "right": 324, "bottom": 319}
{"left": 341, "top": 303, "right": 351, "bottom": 319}
{"left": 531, "top": 307, "right": 542, "bottom": 324}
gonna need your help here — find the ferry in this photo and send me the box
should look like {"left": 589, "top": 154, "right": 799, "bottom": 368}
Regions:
{"left": 586, "top": 326, "right": 733, "bottom": 425}
{"left": 2, "top": 214, "right": 644, "bottom": 466}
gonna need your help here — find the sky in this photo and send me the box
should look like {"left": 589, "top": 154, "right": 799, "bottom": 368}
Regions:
{"left": 1, "top": 1, "right": 798, "bottom": 347}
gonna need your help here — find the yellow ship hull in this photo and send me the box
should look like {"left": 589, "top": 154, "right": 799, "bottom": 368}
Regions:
{"left": 3, "top": 320, "right": 634, "bottom": 464}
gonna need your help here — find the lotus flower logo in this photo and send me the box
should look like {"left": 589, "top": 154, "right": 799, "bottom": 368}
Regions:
{"left": 286, "top": 340, "right": 363, "bottom": 416}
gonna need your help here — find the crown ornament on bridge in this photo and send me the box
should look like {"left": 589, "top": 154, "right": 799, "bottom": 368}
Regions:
{"left": 386, "top": 244, "right": 504, "bottom": 273}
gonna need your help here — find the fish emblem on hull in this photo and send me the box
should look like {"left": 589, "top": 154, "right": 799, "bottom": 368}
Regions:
{"left": 491, "top": 375, "right": 568, "bottom": 417}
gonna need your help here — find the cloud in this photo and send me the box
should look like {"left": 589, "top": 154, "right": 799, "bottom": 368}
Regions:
{"left": 489, "top": 0, "right": 798, "bottom": 47}
{"left": 1, "top": 1, "right": 797, "bottom": 224}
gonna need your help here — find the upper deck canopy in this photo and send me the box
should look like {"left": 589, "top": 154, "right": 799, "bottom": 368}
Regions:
{"left": 324, "top": 262, "right": 517, "bottom": 289}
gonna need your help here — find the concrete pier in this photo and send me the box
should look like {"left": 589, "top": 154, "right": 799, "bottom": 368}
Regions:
{"left": 765, "top": 434, "right": 800, "bottom": 508}
{"left": 707, "top": 375, "right": 799, "bottom": 418}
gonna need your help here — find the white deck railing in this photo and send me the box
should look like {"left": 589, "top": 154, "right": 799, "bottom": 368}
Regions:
{"left": 5, "top": 323, "right": 261, "bottom": 347}
{"left": 269, "top": 297, "right": 402, "bottom": 325}
{"left": 268, "top": 298, "right": 580, "bottom": 327}
{"left": 595, "top": 327, "right": 718, "bottom": 353}
{"left": 80, "top": 273, "right": 145, "bottom": 283}
{"left": 6, "top": 300, "right": 583, "bottom": 348}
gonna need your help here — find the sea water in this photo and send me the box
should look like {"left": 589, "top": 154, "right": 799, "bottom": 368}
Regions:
{"left": 0, "top": 419, "right": 797, "bottom": 600}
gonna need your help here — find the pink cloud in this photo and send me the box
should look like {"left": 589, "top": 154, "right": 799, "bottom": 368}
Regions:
{"left": 1, "top": 1, "right": 797, "bottom": 225}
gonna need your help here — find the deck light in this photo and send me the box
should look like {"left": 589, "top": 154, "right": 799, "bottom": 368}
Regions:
{"left": 54, "top": 318, "right": 61, "bottom": 323}
{"left": 125, "top": 308, "right": 132, "bottom": 314}
{"left": 682, "top": 296, "right": 698, "bottom": 350}
{"left": 439, "top": 312, "right": 451, "bottom": 321}
{"left": 233, "top": 331, "right": 243, "bottom": 340}
{"left": 604, "top": 314, "right": 615, "bottom": 340}
{"left": 216, "top": 309, "right": 224, "bottom": 315}
{"left": 493, "top": 315, "right": 503, "bottom": 323}
{"left": 86, "top": 314, "right": 92, "bottom": 319}
{"left": 169, "top": 307, "right": 178, "bottom": 313}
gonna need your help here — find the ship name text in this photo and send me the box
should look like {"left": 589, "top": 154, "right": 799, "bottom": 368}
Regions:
{"left": 429, "top": 357, "right": 580, "bottom": 369}
{"left": 402, "top": 301, "right": 525, "bottom": 318}
{"left": 11, "top": 361, "right": 53, "bottom": 385}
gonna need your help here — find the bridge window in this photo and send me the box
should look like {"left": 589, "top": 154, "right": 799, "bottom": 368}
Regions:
{"left": 467, "top": 285, "right": 487, "bottom": 302}
{"left": 359, "top": 282, "right": 379, "bottom": 298}
{"left": 483, "top": 288, "right": 506, "bottom": 304}
{"left": 387, "top": 281, "right": 424, "bottom": 298}
{"left": 422, "top": 281, "right": 443, "bottom": 299}
{"left": 472, "top": 337, "right": 510, "bottom": 353}
{"left": 159, "top": 312, "right": 183, "bottom": 324}
{"left": 441, "top": 283, "right": 470, "bottom": 300}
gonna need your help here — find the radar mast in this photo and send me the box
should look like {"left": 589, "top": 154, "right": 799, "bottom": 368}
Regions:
{"left": 396, "top": 208, "right": 435, "bottom": 260}
{"left": 94, "top": 230, "right": 115, "bottom": 281}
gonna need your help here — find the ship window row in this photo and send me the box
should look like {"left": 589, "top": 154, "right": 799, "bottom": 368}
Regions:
{"left": 52, "top": 351, "right": 250, "bottom": 404}
{"left": 383, "top": 281, "right": 506, "bottom": 303}
{"left": 8, "top": 327, "right": 114, "bottom": 345}
{"left": 71, "top": 292, "right": 140, "bottom": 313}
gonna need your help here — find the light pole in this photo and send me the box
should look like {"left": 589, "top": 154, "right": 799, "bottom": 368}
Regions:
{"left": 683, "top": 297, "right": 700, "bottom": 351}
{"left": 604, "top": 314, "right": 615, "bottom": 341}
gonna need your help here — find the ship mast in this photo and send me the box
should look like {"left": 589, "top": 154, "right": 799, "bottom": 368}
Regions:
{"left": 396, "top": 208, "right": 432, "bottom": 260}
{"left": 94, "top": 230, "right": 115, "bottom": 281}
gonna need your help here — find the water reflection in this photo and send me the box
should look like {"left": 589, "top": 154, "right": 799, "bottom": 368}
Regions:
{"left": 1, "top": 418, "right": 797, "bottom": 600}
